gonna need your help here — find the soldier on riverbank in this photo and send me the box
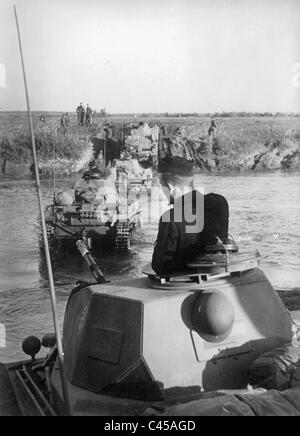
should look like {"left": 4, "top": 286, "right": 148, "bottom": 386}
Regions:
{"left": 65, "top": 113, "right": 70, "bottom": 133}
{"left": 60, "top": 113, "right": 67, "bottom": 135}
{"left": 85, "top": 105, "right": 93, "bottom": 127}
{"left": 76, "top": 103, "right": 85, "bottom": 126}
{"left": 208, "top": 117, "right": 218, "bottom": 137}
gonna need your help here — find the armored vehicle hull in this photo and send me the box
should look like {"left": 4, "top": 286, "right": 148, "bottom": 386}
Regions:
{"left": 1, "top": 251, "right": 300, "bottom": 416}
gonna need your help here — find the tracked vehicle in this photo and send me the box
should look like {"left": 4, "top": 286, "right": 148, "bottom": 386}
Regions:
{"left": 45, "top": 174, "right": 143, "bottom": 252}
{"left": 1, "top": 241, "right": 300, "bottom": 416}
{"left": 9, "top": 4, "right": 300, "bottom": 416}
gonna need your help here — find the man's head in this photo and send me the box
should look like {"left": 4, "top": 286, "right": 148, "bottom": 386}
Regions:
{"left": 88, "top": 160, "right": 97, "bottom": 170}
{"left": 158, "top": 155, "right": 195, "bottom": 203}
{"left": 159, "top": 172, "right": 194, "bottom": 203}
{"left": 158, "top": 136, "right": 195, "bottom": 201}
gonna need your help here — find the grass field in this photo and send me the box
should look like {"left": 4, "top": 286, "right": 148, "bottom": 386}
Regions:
{"left": 0, "top": 111, "right": 300, "bottom": 177}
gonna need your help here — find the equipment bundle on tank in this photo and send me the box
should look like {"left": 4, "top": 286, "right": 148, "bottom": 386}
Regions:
{"left": 45, "top": 174, "right": 143, "bottom": 252}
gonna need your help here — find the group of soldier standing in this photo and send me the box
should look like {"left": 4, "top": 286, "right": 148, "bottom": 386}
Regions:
{"left": 58, "top": 103, "right": 94, "bottom": 135}
{"left": 56, "top": 108, "right": 217, "bottom": 139}
{"left": 76, "top": 103, "right": 93, "bottom": 127}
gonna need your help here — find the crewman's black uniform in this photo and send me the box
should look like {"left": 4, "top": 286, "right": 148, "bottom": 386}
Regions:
{"left": 152, "top": 190, "right": 229, "bottom": 275}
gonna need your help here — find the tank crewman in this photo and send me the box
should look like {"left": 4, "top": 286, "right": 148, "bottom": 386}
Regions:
{"left": 86, "top": 105, "right": 93, "bottom": 127}
{"left": 74, "top": 166, "right": 98, "bottom": 203}
{"left": 152, "top": 135, "right": 229, "bottom": 275}
{"left": 103, "top": 122, "right": 113, "bottom": 140}
{"left": 82, "top": 160, "right": 101, "bottom": 178}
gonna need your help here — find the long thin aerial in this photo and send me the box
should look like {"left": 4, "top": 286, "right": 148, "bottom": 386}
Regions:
{"left": 13, "top": 5, "right": 71, "bottom": 416}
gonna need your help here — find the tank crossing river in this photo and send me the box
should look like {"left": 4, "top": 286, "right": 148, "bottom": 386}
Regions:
{"left": 0, "top": 172, "right": 299, "bottom": 362}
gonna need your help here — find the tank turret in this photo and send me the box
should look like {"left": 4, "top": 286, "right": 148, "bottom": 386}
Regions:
{"left": 61, "top": 250, "right": 293, "bottom": 402}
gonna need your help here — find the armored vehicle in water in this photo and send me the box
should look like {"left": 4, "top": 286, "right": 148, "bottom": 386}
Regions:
{"left": 1, "top": 240, "right": 300, "bottom": 416}
{"left": 45, "top": 172, "right": 143, "bottom": 252}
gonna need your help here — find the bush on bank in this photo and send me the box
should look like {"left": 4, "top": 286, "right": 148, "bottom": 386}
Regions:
{"left": 0, "top": 126, "right": 92, "bottom": 176}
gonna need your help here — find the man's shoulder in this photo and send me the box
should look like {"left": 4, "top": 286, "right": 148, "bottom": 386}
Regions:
{"left": 204, "top": 192, "right": 229, "bottom": 213}
{"left": 205, "top": 192, "right": 228, "bottom": 203}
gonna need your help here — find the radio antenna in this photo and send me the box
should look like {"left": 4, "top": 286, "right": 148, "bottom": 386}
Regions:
{"left": 14, "top": 5, "right": 71, "bottom": 415}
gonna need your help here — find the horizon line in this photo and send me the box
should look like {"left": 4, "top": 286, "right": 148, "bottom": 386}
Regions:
{"left": 0, "top": 110, "right": 300, "bottom": 116}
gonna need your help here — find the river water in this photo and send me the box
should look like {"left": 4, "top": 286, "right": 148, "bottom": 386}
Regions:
{"left": 0, "top": 173, "right": 299, "bottom": 362}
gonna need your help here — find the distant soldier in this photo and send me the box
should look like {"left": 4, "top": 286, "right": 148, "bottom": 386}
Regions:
{"left": 76, "top": 103, "right": 85, "bottom": 126}
{"left": 40, "top": 115, "right": 46, "bottom": 123}
{"left": 81, "top": 106, "right": 86, "bottom": 126}
{"left": 86, "top": 104, "right": 93, "bottom": 127}
{"left": 103, "top": 122, "right": 113, "bottom": 140}
{"left": 208, "top": 117, "right": 218, "bottom": 137}
{"left": 160, "top": 125, "right": 166, "bottom": 137}
{"left": 76, "top": 103, "right": 82, "bottom": 125}
{"left": 65, "top": 113, "right": 71, "bottom": 134}
{"left": 60, "top": 113, "right": 67, "bottom": 135}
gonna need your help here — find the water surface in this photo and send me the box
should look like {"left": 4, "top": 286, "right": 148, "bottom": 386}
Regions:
{"left": 0, "top": 173, "right": 299, "bottom": 362}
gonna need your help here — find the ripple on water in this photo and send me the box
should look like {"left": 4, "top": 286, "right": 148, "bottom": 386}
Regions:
{"left": 0, "top": 174, "right": 299, "bottom": 361}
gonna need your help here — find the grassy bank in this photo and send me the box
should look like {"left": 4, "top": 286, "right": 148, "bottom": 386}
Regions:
{"left": 119, "top": 115, "right": 300, "bottom": 172}
{"left": 0, "top": 112, "right": 94, "bottom": 177}
{"left": 150, "top": 116, "right": 300, "bottom": 172}
{"left": 1, "top": 112, "right": 300, "bottom": 177}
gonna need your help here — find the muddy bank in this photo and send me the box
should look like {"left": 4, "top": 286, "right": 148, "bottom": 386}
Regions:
{"left": 0, "top": 129, "right": 94, "bottom": 179}
{"left": 1, "top": 142, "right": 299, "bottom": 180}
{"left": 0, "top": 149, "right": 94, "bottom": 179}
{"left": 1, "top": 116, "right": 300, "bottom": 178}
{"left": 160, "top": 124, "right": 300, "bottom": 173}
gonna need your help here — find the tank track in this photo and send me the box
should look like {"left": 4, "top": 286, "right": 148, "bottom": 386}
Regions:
{"left": 114, "top": 223, "right": 133, "bottom": 251}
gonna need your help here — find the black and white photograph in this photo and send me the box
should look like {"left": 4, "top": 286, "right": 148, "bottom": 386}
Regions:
{"left": 0, "top": 0, "right": 300, "bottom": 418}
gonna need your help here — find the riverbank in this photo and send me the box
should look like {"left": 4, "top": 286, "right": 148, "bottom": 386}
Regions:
{"left": 0, "top": 112, "right": 95, "bottom": 177}
{"left": 1, "top": 112, "right": 300, "bottom": 177}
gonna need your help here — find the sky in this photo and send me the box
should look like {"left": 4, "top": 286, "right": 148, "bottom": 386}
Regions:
{"left": 0, "top": 0, "right": 299, "bottom": 113}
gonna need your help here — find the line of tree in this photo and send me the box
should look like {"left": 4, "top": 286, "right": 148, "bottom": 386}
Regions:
{"left": 106, "top": 112, "right": 300, "bottom": 118}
